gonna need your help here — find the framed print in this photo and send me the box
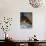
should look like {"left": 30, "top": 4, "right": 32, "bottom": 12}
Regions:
{"left": 20, "top": 12, "right": 32, "bottom": 29}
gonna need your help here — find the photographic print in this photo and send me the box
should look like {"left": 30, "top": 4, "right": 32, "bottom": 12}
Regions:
{"left": 20, "top": 12, "right": 32, "bottom": 29}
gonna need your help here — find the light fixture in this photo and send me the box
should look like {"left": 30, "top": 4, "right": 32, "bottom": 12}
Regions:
{"left": 29, "top": 0, "right": 43, "bottom": 8}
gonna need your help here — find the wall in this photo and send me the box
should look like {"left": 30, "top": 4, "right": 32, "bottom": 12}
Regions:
{"left": 0, "top": 0, "right": 46, "bottom": 40}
